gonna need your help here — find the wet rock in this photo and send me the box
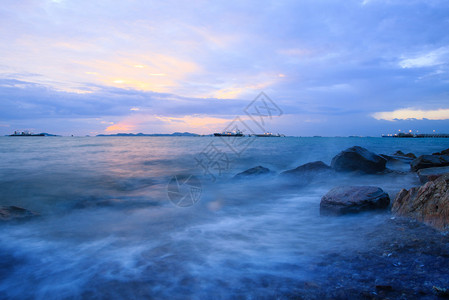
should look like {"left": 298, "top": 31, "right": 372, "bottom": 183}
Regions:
{"left": 320, "top": 186, "right": 390, "bottom": 216}
{"left": 234, "top": 166, "right": 274, "bottom": 179}
{"left": 376, "top": 284, "right": 393, "bottom": 291}
{"left": 280, "top": 161, "right": 335, "bottom": 187}
{"left": 417, "top": 166, "right": 449, "bottom": 184}
{"left": 281, "top": 161, "right": 333, "bottom": 177}
{"left": 0, "top": 206, "right": 38, "bottom": 221}
{"left": 392, "top": 173, "right": 449, "bottom": 231}
{"left": 331, "top": 146, "right": 387, "bottom": 174}
{"left": 433, "top": 148, "right": 449, "bottom": 156}
{"left": 433, "top": 286, "right": 449, "bottom": 298}
{"left": 380, "top": 154, "right": 414, "bottom": 163}
{"left": 393, "top": 150, "right": 416, "bottom": 159}
{"left": 411, "top": 155, "right": 449, "bottom": 172}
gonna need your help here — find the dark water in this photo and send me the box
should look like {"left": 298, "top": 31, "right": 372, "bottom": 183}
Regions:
{"left": 1, "top": 136, "right": 448, "bottom": 299}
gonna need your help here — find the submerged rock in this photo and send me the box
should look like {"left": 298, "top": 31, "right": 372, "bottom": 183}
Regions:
{"left": 410, "top": 155, "right": 449, "bottom": 172}
{"left": 234, "top": 166, "right": 274, "bottom": 179}
{"left": 433, "top": 286, "right": 449, "bottom": 298}
{"left": 432, "top": 148, "right": 449, "bottom": 156}
{"left": 331, "top": 146, "right": 387, "bottom": 174}
{"left": 417, "top": 166, "right": 449, "bottom": 184}
{"left": 392, "top": 173, "right": 449, "bottom": 231}
{"left": 280, "top": 161, "right": 334, "bottom": 186}
{"left": 0, "top": 206, "right": 38, "bottom": 221}
{"left": 320, "top": 186, "right": 390, "bottom": 216}
{"left": 281, "top": 161, "right": 333, "bottom": 176}
{"left": 393, "top": 150, "right": 416, "bottom": 159}
{"left": 380, "top": 154, "right": 414, "bottom": 163}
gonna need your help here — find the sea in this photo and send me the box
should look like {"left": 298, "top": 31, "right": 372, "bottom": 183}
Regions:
{"left": 1, "top": 136, "right": 449, "bottom": 299}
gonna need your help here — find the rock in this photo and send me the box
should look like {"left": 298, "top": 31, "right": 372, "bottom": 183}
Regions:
{"left": 376, "top": 285, "right": 393, "bottom": 292}
{"left": 331, "top": 146, "right": 387, "bottom": 174}
{"left": 392, "top": 173, "right": 449, "bottom": 231}
{"left": 281, "top": 161, "right": 333, "bottom": 176}
{"left": 433, "top": 148, "right": 449, "bottom": 156}
{"left": 320, "top": 186, "right": 390, "bottom": 216}
{"left": 280, "top": 161, "right": 334, "bottom": 185}
{"left": 433, "top": 286, "right": 449, "bottom": 298}
{"left": 234, "top": 166, "right": 274, "bottom": 179}
{"left": 393, "top": 150, "right": 416, "bottom": 159}
{"left": 417, "top": 166, "right": 449, "bottom": 184}
{"left": 380, "top": 154, "right": 413, "bottom": 163}
{"left": 410, "top": 155, "right": 449, "bottom": 172}
{"left": 0, "top": 206, "right": 38, "bottom": 221}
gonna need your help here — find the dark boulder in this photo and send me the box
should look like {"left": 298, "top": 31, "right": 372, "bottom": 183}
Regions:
{"left": 433, "top": 148, "right": 449, "bottom": 156}
{"left": 410, "top": 155, "right": 449, "bottom": 172}
{"left": 320, "top": 186, "right": 390, "bottom": 216}
{"left": 0, "top": 206, "right": 38, "bottom": 221}
{"left": 234, "top": 166, "right": 274, "bottom": 179}
{"left": 392, "top": 173, "right": 449, "bottom": 231}
{"left": 417, "top": 166, "right": 449, "bottom": 184}
{"left": 331, "top": 146, "right": 386, "bottom": 174}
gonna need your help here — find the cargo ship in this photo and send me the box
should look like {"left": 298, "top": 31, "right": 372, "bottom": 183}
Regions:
{"left": 213, "top": 129, "right": 244, "bottom": 137}
{"left": 252, "top": 132, "right": 284, "bottom": 137}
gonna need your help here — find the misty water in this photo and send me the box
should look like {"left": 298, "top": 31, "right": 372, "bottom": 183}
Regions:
{"left": 1, "top": 136, "right": 449, "bottom": 299}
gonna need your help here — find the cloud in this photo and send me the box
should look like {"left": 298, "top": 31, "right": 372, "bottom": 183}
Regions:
{"left": 2, "top": 0, "right": 449, "bottom": 136}
{"left": 372, "top": 108, "right": 449, "bottom": 121}
{"left": 105, "top": 123, "right": 135, "bottom": 132}
{"left": 155, "top": 115, "right": 232, "bottom": 128}
{"left": 399, "top": 47, "right": 449, "bottom": 69}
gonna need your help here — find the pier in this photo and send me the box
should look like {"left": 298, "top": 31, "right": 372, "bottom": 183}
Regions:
{"left": 382, "top": 133, "right": 449, "bottom": 138}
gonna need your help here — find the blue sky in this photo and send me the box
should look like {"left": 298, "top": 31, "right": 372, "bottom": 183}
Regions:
{"left": 1, "top": 0, "right": 449, "bottom": 136}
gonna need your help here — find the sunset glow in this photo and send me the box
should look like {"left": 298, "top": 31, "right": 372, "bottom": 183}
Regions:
{"left": 0, "top": 0, "right": 448, "bottom": 136}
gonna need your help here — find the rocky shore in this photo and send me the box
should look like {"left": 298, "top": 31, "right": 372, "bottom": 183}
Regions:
{"left": 287, "top": 217, "right": 449, "bottom": 299}
{"left": 233, "top": 145, "right": 449, "bottom": 298}
{"left": 3, "top": 144, "right": 449, "bottom": 299}
{"left": 237, "top": 145, "right": 449, "bottom": 232}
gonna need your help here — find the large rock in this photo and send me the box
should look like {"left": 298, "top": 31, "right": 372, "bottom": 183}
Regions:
{"left": 392, "top": 174, "right": 449, "bottom": 231}
{"left": 320, "top": 186, "right": 390, "bottom": 216}
{"left": 417, "top": 166, "right": 449, "bottom": 184}
{"left": 0, "top": 206, "right": 38, "bottom": 221}
{"left": 331, "top": 146, "right": 387, "bottom": 174}
{"left": 234, "top": 166, "right": 274, "bottom": 179}
{"left": 410, "top": 155, "right": 449, "bottom": 172}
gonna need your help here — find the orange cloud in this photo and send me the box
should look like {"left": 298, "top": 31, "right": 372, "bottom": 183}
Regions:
{"left": 105, "top": 123, "right": 135, "bottom": 132}
{"left": 78, "top": 53, "right": 199, "bottom": 93}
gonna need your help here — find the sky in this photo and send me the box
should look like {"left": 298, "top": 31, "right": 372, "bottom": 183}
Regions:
{"left": 1, "top": 0, "right": 449, "bottom": 136}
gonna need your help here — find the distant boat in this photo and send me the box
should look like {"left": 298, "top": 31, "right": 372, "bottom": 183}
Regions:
{"left": 213, "top": 130, "right": 244, "bottom": 137}
{"left": 9, "top": 131, "right": 45, "bottom": 137}
{"left": 253, "top": 132, "right": 284, "bottom": 137}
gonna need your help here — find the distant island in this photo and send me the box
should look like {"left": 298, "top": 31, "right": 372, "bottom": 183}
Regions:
{"left": 8, "top": 131, "right": 60, "bottom": 137}
{"left": 96, "top": 132, "right": 199, "bottom": 137}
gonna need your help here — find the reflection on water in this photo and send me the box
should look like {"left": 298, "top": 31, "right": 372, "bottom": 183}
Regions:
{"left": 1, "top": 136, "right": 449, "bottom": 298}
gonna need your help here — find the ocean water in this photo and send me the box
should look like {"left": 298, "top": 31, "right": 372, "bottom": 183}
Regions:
{"left": 1, "top": 136, "right": 449, "bottom": 299}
